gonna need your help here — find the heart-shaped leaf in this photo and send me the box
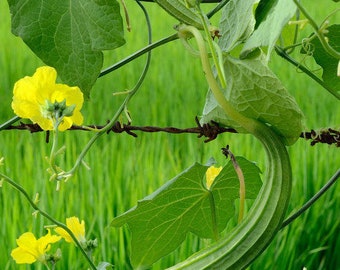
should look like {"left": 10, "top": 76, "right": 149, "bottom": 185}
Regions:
{"left": 111, "top": 157, "right": 261, "bottom": 268}
{"left": 7, "top": 0, "right": 125, "bottom": 98}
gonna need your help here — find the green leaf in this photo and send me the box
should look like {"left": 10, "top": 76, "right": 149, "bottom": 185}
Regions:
{"left": 254, "top": 0, "right": 278, "bottom": 29}
{"left": 240, "top": 0, "right": 296, "bottom": 59}
{"left": 7, "top": 0, "right": 125, "bottom": 98}
{"left": 201, "top": 54, "right": 304, "bottom": 145}
{"left": 218, "top": 0, "right": 256, "bottom": 52}
{"left": 301, "top": 24, "right": 340, "bottom": 98}
{"left": 111, "top": 158, "right": 261, "bottom": 269}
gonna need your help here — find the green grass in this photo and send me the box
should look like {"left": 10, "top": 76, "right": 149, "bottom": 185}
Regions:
{"left": 1, "top": 1, "right": 339, "bottom": 270}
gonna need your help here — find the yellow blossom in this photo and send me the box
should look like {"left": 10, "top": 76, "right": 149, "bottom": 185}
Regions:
{"left": 55, "top": 217, "right": 86, "bottom": 244}
{"left": 205, "top": 165, "right": 223, "bottom": 190}
{"left": 11, "top": 229, "right": 61, "bottom": 264}
{"left": 11, "top": 66, "right": 84, "bottom": 131}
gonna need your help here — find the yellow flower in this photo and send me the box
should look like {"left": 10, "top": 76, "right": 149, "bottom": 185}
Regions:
{"left": 11, "top": 229, "right": 61, "bottom": 264}
{"left": 55, "top": 217, "right": 86, "bottom": 244}
{"left": 11, "top": 66, "right": 84, "bottom": 131}
{"left": 205, "top": 165, "right": 223, "bottom": 190}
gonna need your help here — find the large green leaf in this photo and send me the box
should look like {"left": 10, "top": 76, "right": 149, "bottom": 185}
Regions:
{"left": 240, "top": 0, "right": 296, "bottom": 59}
{"left": 301, "top": 24, "right": 340, "bottom": 98}
{"left": 111, "top": 158, "right": 261, "bottom": 269}
{"left": 201, "top": 54, "right": 304, "bottom": 145}
{"left": 7, "top": 0, "right": 125, "bottom": 98}
{"left": 218, "top": 0, "right": 256, "bottom": 52}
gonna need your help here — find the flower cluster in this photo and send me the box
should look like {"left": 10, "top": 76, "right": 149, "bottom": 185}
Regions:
{"left": 11, "top": 216, "right": 94, "bottom": 267}
{"left": 11, "top": 66, "right": 84, "bottom": 131}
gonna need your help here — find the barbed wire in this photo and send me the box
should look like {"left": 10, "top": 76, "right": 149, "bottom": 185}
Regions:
{"left": 2, "top": 117, "right": 339, "bottom": 147}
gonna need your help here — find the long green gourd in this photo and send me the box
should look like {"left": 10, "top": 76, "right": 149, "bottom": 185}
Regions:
{"left": 167, "top": 120, "right": 291, "bottom": 269}
{"left": 154, "top": 2, "right": 292, "bottom": 269}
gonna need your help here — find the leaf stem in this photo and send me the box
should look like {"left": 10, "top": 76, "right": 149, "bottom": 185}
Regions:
{"left": 0, "top": 174, "right": 97, "bottom": 270}
{"left": 49, "top": 121, "right": 61, "bottom": 181}
{"left": 196, "top": 5, "right": 226, "bottom": 88}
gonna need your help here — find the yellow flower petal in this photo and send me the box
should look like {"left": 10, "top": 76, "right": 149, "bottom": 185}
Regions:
{"left": 11, "top": 232, "right": 38, "bottom": 264}
{"left": 11, "top": 66, "right": 84, "bottom": 131}
{"left": 11, "top": 230, "right": 61, "bottom": 264}
{"left": 11, "top": 247, "right": 36, "bottom": 264}
{"left": 37, "top": 229, "right": 61, "bottom": 256}
{"left": 52, "top": 84, "right": 84, "bottom": 111}
{"left": 206, "top": 166, "right": 223, "bottom": 190}
{"left": 55, "top": 216, "right": 86, "bottom": 244}
{"left": 54, "top": 227, "right": 73, "bottom": 243}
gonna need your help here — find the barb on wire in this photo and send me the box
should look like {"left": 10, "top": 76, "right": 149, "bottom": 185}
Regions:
{"left": 301, "top": 128, "right": 340, "bottom": 147}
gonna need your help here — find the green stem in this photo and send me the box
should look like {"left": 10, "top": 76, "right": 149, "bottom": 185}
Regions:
{"left": 99, "top": 34, "right": 177, "bottom": 77}
{"left": 282, "top": 8, "right": 301, "bottom": 54}
{"left": 177, "top": 25, "right": 256, "bottom": 133}
{"left": 48, "top": 116, "right": 67, "bottom": 189}
{"left": 206, "top": 0, "right": 231, "bottom": 19}
{"left": 196, "top": 6, "right": 226, "bottom": 89}
{"left": 1, "top": 174, "right": 97, "bottom": 270}
{"left": 44, "top": 262, "right": 51, "bottom": 270}
{"left": 49, "top": 129, "right": 59, "bottom": 179}
{"left": 281, "top": 168, "right": 340, "bottom": 229}
{"left": 281, "top": 41, "right": 303, "bottom": 52}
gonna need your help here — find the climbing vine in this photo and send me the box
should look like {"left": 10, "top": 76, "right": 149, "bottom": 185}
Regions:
{"left": 1, "top": 0, "right": 339, "bottom": 269}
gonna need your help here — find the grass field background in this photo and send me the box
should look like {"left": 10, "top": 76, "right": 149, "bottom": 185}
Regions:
{"left": 0, "top": 1, "right": 339, "bottom": 269}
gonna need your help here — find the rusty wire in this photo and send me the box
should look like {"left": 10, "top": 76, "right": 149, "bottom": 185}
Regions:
{"left": 2, "top": 117, "right": 339, "bottom": 147}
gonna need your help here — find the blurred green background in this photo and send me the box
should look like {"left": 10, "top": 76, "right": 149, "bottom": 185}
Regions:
{"left": 0, "top": 1, "right": 339, "bottom": 269}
